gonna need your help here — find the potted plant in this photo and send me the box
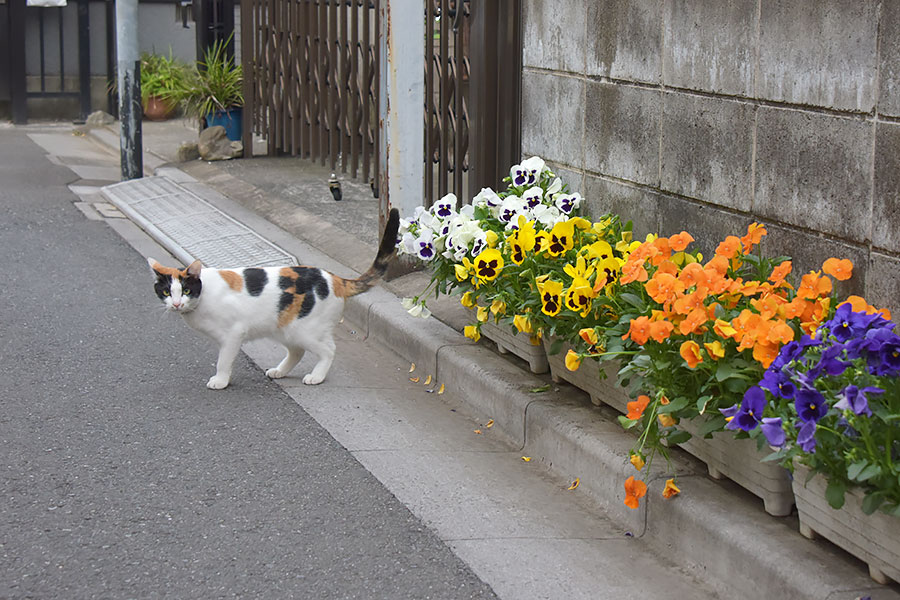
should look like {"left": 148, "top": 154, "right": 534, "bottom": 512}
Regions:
{"left": 170, "top": 36, "right": 243, "bottom": 141}
{"left": 736, "top": 299, "right": 898, "bottom": 583}
{"left": 139, "top": 50, "right": 189, "bottom": 121}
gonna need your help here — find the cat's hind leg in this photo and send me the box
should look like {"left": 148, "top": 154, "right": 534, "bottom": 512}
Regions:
{"left": 301, "top": 336, "right": 336, "bottom": 385}
{"left": 266, "top": 345, "right": 305, "bottom": 379}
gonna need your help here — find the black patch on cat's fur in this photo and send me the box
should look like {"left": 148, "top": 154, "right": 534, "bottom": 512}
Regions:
{"left": 181, "top": 275, "right": 202, "bottom": 297}
{"left": 153, "top": 273, "right": 172, "bottom": 300}
{"left": 244, "top": 268, "right": 268, "bottom": 296}
{"left": 280, "top": 267, "right": 330, "bottom": 300}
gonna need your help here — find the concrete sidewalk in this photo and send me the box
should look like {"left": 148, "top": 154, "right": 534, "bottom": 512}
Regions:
{"left": 82, "top": 117, "right": 899, "bottom": 600}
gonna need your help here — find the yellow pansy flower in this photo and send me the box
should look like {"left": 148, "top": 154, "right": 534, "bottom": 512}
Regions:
{"left": 490, "top": 299, "right": 506, "bottom": 316}
{"left": 464, "top": 325, "right": 481, "bottom": 342}
{"left": 476, "top": 306, "right": 489, "bottom": 322}
{"left": 513, "top": 314, "right": 533, "bottom": 334}
{"left": 473, "top": 248, "right": 504, "bottom": 281}
{"left": 460, "top": 291, "right": 476, "bottom": 308}
{"left": 565, "top": 349, "right": 582, "bottom": 371}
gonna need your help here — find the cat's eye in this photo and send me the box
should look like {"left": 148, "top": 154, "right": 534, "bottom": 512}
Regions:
{"left": 183, "top": 289, "right": 190, "bottom": 295}
{"left": 163, "top": 290, "right": 170, "bottom": 296}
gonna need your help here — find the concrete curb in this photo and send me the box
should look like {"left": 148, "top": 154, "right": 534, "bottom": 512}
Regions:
{"left": 85, "top": 126, "right": 898, "bottom": 599}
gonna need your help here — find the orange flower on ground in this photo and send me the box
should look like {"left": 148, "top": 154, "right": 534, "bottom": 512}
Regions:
{"left": 740, "top": 222, "right": 767, "bottom": 253}
{"left": 663, "top": 479, "right": 681, "bottom": 499}
{"left": 648, "top": 319, "right": 674, "bottom": 343}
{"left": 623, "top": 316, "right": 652, "bottom": 345}
{"left": 822, "top": 257, "right": 853, "bottom": 281}
{"left": 668, "top": 231, "right": 694, "bottom": 252}
{"left": 624, "top": 476, "right": 648, "bottom": 509}
{"left": 680, "top": 340, "right": 703, "bottom": 368}
{"left": 715, "top": 236, "right": 742, "bottom": 259}
{"left": 626, "top": 395, "right": 650, "bottom": 420}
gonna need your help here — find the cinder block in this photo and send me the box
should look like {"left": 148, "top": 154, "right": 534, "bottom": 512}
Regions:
{"left": 586, "top": 0, "right": 661, "bottom": 83}
{"left": 866, "top": 253, "right": 900, "bottom": 320}
{"left": 758, "top": 0, "right": 877, "bottom": 112}
{"left": 582, "top": 175, "right": 660, "bottom": 238}
{"left": 878, "top": 1, "right": 900, "bottom": 117}
{"left": 873, "top": 122, "right": 900, "bottom": 254}
{"left": 522, "top": 70, "right": 585, "bottom": 168}
{"left": 584, "top": 82, "right": 660, "bottom": 186}
{"left": 761, "top": 222, "right": 868, "bottom": 301}
{"left": 661, "top": 0, "right": 756, "bottom": 96}
{"left": 522, "top": 0, "right": 586, "bottom": 72}
{"left": 656, "top": 194, "right": 749, "bottom": 258}
{"left": 660, "top": 92, "right": 754, "bottom": 211}
{"left": 755, "top": 107, "right": 873, "bottom": 243}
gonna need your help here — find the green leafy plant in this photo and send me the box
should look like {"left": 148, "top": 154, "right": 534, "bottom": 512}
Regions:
{"left": 168, "top": 36, "right": 243, "bottom": 120}
{"left": 139, "top": 50, "right": 189, "bottom": 104}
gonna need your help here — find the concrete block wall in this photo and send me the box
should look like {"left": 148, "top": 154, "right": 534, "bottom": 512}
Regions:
{"left": 521, "top": 0, "right": 900, "bottom": 317}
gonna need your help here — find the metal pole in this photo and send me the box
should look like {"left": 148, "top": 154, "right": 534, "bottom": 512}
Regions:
{"left": 116, "top": 0, "right": 142, "bottom": 179}
{"left": 378, "top": 0, "right": 424, "bottom": 221}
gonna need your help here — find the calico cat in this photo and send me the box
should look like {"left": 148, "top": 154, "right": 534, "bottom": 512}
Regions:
{"left": 148, "top": 208, "right": 399, "bottom": 389}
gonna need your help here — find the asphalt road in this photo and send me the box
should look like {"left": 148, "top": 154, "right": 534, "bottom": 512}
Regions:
{"left": 0, "top": 128, "right": 495, "bottom": 599}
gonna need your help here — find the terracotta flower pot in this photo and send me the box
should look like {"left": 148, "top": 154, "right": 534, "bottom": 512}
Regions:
{"left": 143, "top": 95, "right": 175, "bottom": 121}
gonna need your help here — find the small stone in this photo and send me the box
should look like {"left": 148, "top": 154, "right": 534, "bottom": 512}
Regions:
{"left": 197, "top": 126, "right": 243, "bottom": 161}
{"left": 85, "top": 110, "right": 115, "bottom": 127}
{"left": 176, "top": 142, "right": 200, "bottom": 162}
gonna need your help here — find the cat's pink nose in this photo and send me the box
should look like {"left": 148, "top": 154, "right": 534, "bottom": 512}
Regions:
{"left": 172, "top": 300, "right": 182, "bottom": 308}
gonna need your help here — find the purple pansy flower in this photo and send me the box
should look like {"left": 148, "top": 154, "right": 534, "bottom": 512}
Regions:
{"left": 760, "top": 417, "right": 786, "bottom": 448}
{"left": 796, "top": 420, "right": 818, "bottom": 453}
{"left": 759, "top": 368, "right": 797, "bottom": 399}
{"left": 834, "top": 385, "right": 882, "bottom": 417}
{"left": 795, "top": 388, "right": 827, "bottom": 423}
{"left": 724, "top": 386, "right": 766, "bottom": 432}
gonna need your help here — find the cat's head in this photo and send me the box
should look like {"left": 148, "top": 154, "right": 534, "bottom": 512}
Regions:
{"left": 147, "top": 258, "right": 203, "bottom": 313}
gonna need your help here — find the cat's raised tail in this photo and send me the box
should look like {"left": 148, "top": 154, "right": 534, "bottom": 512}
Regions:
{"left": 332, "top": 208, "right": 400, "bottom": 298}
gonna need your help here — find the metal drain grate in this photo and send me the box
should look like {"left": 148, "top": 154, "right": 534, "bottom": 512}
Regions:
{"left": 101, "top": 176, "right": 297, "bottom": 268}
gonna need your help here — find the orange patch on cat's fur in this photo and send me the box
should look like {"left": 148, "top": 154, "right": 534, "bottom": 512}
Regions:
{"left": 278, "top": 293, "right": 306, "bottom": 327}
{"left": 219, "top": 270, "right": 243, "bottom": 292}
{"left": 152, "top": 263, "right": 185, "bottom": 278}
{"left": 280, "top": 267, "right": 299, "bottom": 279}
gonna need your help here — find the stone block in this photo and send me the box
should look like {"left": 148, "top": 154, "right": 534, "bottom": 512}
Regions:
{"left": 584, "top": 82, "right": 660, "bottom": 186}
{"left": 522, "top": 0, "right": 586, "bottom": 72}
{"left": 878, "top": 1, "right": 900, "bottom": 116}
{"left": 522, "top": 70, "right": 585, "bottom": 168}
{"left": 873, "top": 122, "right": 900, "bottom": 254}
{"left": 660, "top": 92, "right": 754, "bottom": 211}
{"left": 661, "top": 0, "right": 756, "bottom": 96}
{"left": 546, "top": 163, "right": 585, "bottom": 198}
{"left": 760, "top": 222, "right": 868, "bottom": 301}
{"left": 866, "top": 253, "right": 900, "bottom": 320}
{"left": 758, "top": 0, "right": 877, "bottom": 112}
{"left": 586, "top": 0, "right": 661, "bottom": 83}
{"left": 755, "top": 107, "right": 873, "bottom": 243}
{"left": 656, "top": 194, "right": 748, "bottom": 257}
{"left": 582, "top": 175, "right": 660, "bottom": 238}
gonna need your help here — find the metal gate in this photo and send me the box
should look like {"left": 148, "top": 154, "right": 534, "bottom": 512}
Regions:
{"left": 241, "top": 0, "right": 520, "bottom": 206}
{"left": 241, "top": 0, "right": 381, "bottom": 193}
{"left": 4, "top": 0, "right": 111, "bottom": 124}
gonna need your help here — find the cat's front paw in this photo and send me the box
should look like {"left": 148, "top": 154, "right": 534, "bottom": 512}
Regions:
{"left": 265, "top": 367, "right": 286, "bottom": 379}
{"left": 302, "top": 373, "right": 324, "bottom": 385}
{"left": 206, "top": 375, "right": 230, "bottom": 390}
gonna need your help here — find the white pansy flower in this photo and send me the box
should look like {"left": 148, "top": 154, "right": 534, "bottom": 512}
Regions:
{"left": 473, "top": 187, "right": 503, "bottom": 208}
{"left": 546, "top": 177, "right": 563, "bottom": 196}
{"left": 532, "top": 204, "right": 563, "bottom": 228}
{"left": 522, "top": 186, "right": 543, "bottom": 209}
{"left": 498, "top": 195, "right": 526, "bottom": 224}
{"left": 555, "top": 192, "right": 581, "bottom": 215}
{"left": 432, "top": 193, "right": 457, "bottom": 218}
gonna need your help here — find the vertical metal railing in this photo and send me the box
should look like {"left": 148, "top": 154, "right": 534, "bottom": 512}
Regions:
{"left": 242, "top": 0, "right": 380, "bottom": 194}
{"left": 424, "top": 0, "right": 520, "bottom": 208}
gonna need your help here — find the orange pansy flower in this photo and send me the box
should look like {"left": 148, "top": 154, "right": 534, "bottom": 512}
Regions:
{"left": 680, "top": 340, "right": 703, "bottom": 368}
{"left": 715, "top": 236, "right": 742, "bottom": 259}
{"left": 658, "top": 414, "right": 677, "bottom": 427}
{"left": 668, "top": 231, "right": 695, "bottom": 252}
{"left": 822, "top": 257, "right": 853, "bottom": 281}
{"left": 655, "top": 259, "right": 679, "bottom": 277}
{"left": 648, "top": 319, "right": 674, "bottom": 343}
{"left": 679, "top": 262, "right": 709, "bottom": 290}
{"left": 624, "top": 476, "right": 648, "bottom": 509}
{"left": 673, "top": 289, "right": 706, "bottom": 315}
{"left": 741, "top": 222, "right": 767, "bottom": 253}
{"left": 768, "top": 261, "right": 792, "bottom": 285}
{"left": 662, "top": 478, "right": 681, "bottom": 499}
{"left": 620, "top": 258, "right": 649, "bottom": 284}
{"left": 626, "top": 395, "right": 650, "bottom": 420}
{"left": 623, "top": 316, "right": 652, "bottom": 345}
{"left": 753, "top": 341, "right": 781, "bottom": 368}
{"left": 679, "top": 307, "right": 709, "bottom": 336}
{"left": 797, "top": 271, "right": 833, "bottom": 300}
{"left": 645, "top": 273, "right": 685, "bottom": 306}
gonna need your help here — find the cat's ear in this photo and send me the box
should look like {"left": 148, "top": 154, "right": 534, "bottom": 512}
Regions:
{"left": 186, "top": 260, "right": 204, "bottom": 279}
{"left": 147, "top": 257, "right": 163, "bottom": 274}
